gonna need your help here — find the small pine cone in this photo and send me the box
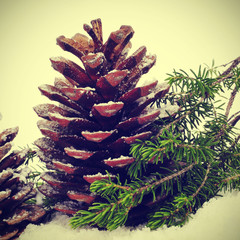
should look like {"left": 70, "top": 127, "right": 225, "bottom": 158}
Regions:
{"left": 34, "top": 19, "right": 177, "bottom": 220}
{"left": 0, "top": 127, "right": 46, "bottom": 240}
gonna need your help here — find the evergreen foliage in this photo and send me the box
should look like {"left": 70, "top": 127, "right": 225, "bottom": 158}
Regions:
{"left": 70, "top": 57, "right": 240, "bottom": 230}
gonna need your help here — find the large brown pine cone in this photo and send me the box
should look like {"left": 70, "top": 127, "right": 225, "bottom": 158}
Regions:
{"left": 34, "top": 19, "right": 177, "bottom": 221}
{"left": 0, "top": 126, "right": 46, "bottom": 240}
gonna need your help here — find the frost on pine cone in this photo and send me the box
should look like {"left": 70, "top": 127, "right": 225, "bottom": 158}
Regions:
{"left": 34, "top": 19, "right": 176, "bottom": 220}
{"left": 0, "top": 126, "right": 46, "bottom": 240}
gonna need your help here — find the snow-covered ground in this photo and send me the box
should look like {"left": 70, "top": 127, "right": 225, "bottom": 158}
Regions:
{"left": 20, "top": 191, "right": 240, "bottom": 240}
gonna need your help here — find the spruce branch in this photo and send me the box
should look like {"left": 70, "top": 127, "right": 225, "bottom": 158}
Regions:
{"left": 69, "top": 57, "right": 240, "bottom": 231}
{"left": 156, "top": 59, "right": 240, "bottom": 141}
{"left": 147, "top": 163, "right": 218, "bottom": 229}
{"left": 129, "top": 126, "right": 215, "bottom": 179}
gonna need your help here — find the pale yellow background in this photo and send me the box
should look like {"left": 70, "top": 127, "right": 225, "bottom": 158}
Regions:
{"left": 0, "top": 0, "right": 240, "bottom": 239}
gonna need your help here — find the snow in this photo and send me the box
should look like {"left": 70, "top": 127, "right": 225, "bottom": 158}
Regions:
{"left": 4, "top": 209, "right": 29, "bottom": 225}
{"left": 81, "top": 130, "right": 115, "bottom": 142}
{"left": 83, "top": 172, "right": 116, "bottom": 183}
{"left": 108, "top": 69, "right": 118, "bottom": 74}
{"left": 19, "top": 191, "right": 240, "bottom": 240}
{"left": 40, "top": 172, "right": 63, "bottom": 183}
{"left": 104, "top": 156, "right": 134, "bottom": 167}
{"left": 18, "top": 148, "right": 30, "bottom": 159}
{"left": 12, "top": 184, "right": 32, "bottom": 201}
{"left": 0, "top": 168, "right": 13, "bottom": 184}
{"left": 57, "top": 161, "right": 74, "bottom": 168}
{"left": 49, "top": 112, "right": 65, "bottom": 119}
{"left": 81, "top": 130, "right": 114, "bottom": 134}
{"left": 142, "top": 54, "right": 156, "bottom": 66}
{"left": 36, "top": 191, "right": 44, "bottom": 205}
{"left": 0, "top": 189, "right": 11, "bottom": 201}
{"left": 13, "top": 166, "right": 32, "bottom": 183}
{"left": 106, "top": 155, "right": 132, "bottom": 161}
{"left": 83, "top": 52, "right": 105, "bottom": 65}
{"left": 93, "top": 101, "right": 123, "bottom": 106}
{"left": 159, "top": 103, "right": 180, "bottom": 119}
{"left": 83, "top": 172, "right": 115, "bottom": 178}
{"left": 50, "top": 56, "right": 65, "bottom": 63}
{"left": 81, "top": 87, "right": 96, "bottom": 91}
{"left": 0, "top": 127, "right": 18, "bottom": 143}
{"left": 0, "top": 134, "right": 7, "bottom": 143}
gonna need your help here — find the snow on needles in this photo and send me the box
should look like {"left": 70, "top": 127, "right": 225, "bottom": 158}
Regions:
{"left": 19, "top": 191, "right": 240, "bottom": 240}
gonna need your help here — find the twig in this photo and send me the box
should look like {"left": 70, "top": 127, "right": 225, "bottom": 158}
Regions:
{"left": 191, "top": 163, "right": 211, "bottom": 198}
{"left": 213, "top": 86, "right": 239, "bottom": 140}
{"left": 218, "top": 56, "right": 240, "bottom": 77}
{"left": 231, "top": 134, "right": 240, "bottom": 148}
{"left": 228, "top": 110, "right": 240, "bottom": 123}
{"left": 107, "top": 162, "right": 196, "bottom": 193}
{"left": 221, "top": 174, "right": 240, "bottom": 183}
{"left": 229, "top": 114, "right": 240, "bottom": 128}
{"left": 213, "top": 56, "right": 240, "bottom": 86}
{"left": 213, "top": 73, "right": 234, "bottom": 86}
{"left": 141, "top": 161, "right": 196, "bottom": 191}
{"left": 225, "top": 86, "right": 238, "bottom": 119}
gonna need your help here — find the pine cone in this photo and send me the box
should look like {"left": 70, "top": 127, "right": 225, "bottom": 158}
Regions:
{"left": 0, "top": 126, "right": 46, "bottom": 239}
{"left": 34, "top": 19, "right": 176, "bottom": 221}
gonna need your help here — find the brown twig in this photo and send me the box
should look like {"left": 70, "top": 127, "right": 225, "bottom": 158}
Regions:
{"left": 213, "top": 56, "right": 240, "bottom": 86}
{"left": 218, "top": 56, "right": 240, "bottom": 77}
{"left": 215, "top": 173, "right": 240, "bottom": 188}
{"left": 228, "top": 110, "right": 240, "bottom": 123}
{"left": 214, "top": 89, "right": 240, "bottom": 141}
{"left": 225, "top": 86, "right": 238, "bottom": 119}
{"left": 229, "top": 114, "right": 240, "bottom": 128}
{"left": 141, "top": 161, "right": 196, "bottom": 191}
{"left": 107, "top": 162, "right": 196, "bottom": 193}
{"left": 191, "top": 163, "right": 211, "bottom": 198}
{"left": 231, "top": 134, "right": 240, "bottom": 148}
{"left": 221, "top": 174, "right": 240, "bottom": 183}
